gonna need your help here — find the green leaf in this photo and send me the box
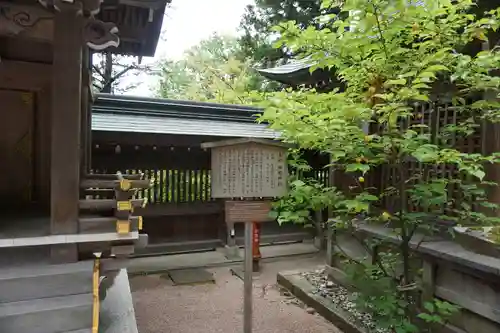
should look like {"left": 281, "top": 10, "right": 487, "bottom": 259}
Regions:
{"left": 385, "top": 78, "right": 407, "bottom": 86}
{"left": 268, "top": 210, "right": 279, "bottom": 219}
{"left": 400, "top": 70, "right": 417, "bottom": 78}
{"left": 412, "top": 83, "right": 431, "bottom": 89}
{"left": 424, "top": 302, "right": 435, "bottom": 313}
{"left": 419, "top": 72, "right": 437, "bottom": 79}
{"left": 417, "top": 313, "right": 434, "bottom": 322}
{"left": 346, "top": 163, "right": 370, "bottom": 174}
{"left": 425, "top": 64, "right": 450, "bottom": 72}
{"left": 471, "top": 169, "right": 486, "bottom": 181}
{"left": 291, "top": 180, "right": 306, "bottom": 187}
{"left": 414, "top": 94, "right": 430, "bottom": 102}
{"left": 412, "top": 145, "right": 438, "bottom": 162}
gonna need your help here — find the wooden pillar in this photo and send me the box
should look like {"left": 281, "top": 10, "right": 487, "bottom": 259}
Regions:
{"left": 87, "top": 51, "right": 93, "bottom": 174}
{"left": 50, "top": 5, "right": 83, "bottom": 262}
{"left": 81, "top": 47, "right": 90, "bottom": 176}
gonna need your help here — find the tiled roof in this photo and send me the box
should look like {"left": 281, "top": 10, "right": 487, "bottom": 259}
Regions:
{"left": 91, "top": 94, "right": 279, "bottom": 138}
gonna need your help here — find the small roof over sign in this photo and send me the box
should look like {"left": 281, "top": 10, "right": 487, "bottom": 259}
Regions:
{"left": 201, "top": 138, "right": 293, "bottom": 150}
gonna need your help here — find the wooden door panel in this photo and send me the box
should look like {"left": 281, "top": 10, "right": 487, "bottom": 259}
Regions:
{"left": 0, "top": 90, "right": 34, "bottom": 206}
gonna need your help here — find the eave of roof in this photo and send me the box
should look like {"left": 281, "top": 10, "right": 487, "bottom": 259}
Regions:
{"left": 258, "top": 59, "right": 313, "bottom": 76}
{"left": 98, "top": 0, "right": 170, "bottom": 57}
{"left": 92, "top": 113, "right": 279, "bottom": 139}
{"left": 91, "top": 94, "right": 278, "bottom": 139}
{"left": 257, "top": 57, "right": 337, "bottom": 85}
{"left": 93, "top": 93, "right": 264, "bottom": 123}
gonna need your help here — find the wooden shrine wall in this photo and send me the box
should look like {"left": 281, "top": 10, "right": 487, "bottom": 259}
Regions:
{"left": 0, "top": 60, "right": 52, "bottom": 210}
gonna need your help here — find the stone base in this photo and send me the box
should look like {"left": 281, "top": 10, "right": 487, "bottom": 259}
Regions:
{"left": 230, "top": 266, "right": 261, "bottom": 281}
{"left": 224, "top": 245, "right": 241, "bottom": 260}
{"left": 313, "top": 236, "right": 324, "bottom": 249}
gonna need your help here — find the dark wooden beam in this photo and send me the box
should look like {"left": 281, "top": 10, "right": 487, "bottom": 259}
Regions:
{"left": 86, "top": 173, "right": 144, "bottom": 180}
{"left": 0, "top": 60, "right": 51, "bottom": 90}
{"left": 92, "top": 131, "right": 231, "bottom": 147}
{"left": 81, "top": 179, "right": 151, "bottom": 189}
{"left": 79, "top": 216, "right": 141, "bottom": 233}
{"left": 50, "top": 5, "right": 83, "bottom": 263}
{"left": 79, "top": 198, "right": 146, "bottom": 210}
{"left": 91, "top": 149, "right": 211, "bottom": 170}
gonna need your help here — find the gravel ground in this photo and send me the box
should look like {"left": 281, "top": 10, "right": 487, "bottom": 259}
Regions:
{"left": 130, "top": 257, "right": 343, "bottom": 333}
{"left": 302, "top": 269, "right": 385, "bottom": 333}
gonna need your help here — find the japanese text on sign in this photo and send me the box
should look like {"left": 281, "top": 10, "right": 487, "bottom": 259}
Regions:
{"left": 211, "top": 144, "right": 287, "bottom": 198}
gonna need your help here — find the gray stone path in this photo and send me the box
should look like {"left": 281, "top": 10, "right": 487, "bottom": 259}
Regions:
{"left": 130, "top": 255, "right": 343, "bottom": 333}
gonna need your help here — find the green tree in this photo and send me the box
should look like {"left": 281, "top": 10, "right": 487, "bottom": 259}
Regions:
{"left": 238, "top": 0, "right": 339, "bottom": 65}
{"left": 258, "top": 0, "right": 500, "bottom": 331}
{"left": 156, "top": 33, "right": 278, "bottom": 103}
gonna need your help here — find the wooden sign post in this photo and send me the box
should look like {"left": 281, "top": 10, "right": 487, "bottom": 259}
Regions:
{"left": 201, "top": 138, "right": 290, "bottom": 333}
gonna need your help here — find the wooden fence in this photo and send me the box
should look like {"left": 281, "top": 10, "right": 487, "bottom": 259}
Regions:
{"left": 90, "top": 167, "right": 331, "bottom": 204}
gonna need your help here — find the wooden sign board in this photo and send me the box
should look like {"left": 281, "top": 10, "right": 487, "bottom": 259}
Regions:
{"left": 225, "top": 200, "right": 273, "bottom": 223}
{"left": 202, "top": 138, "right": 290, "bottom": 199}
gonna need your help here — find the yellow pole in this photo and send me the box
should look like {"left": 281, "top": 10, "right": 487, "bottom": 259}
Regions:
{"left": 92, "top": 252, "right": 102, "bottom": 333}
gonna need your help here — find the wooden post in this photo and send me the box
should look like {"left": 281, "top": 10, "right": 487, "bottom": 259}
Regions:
{"left": 252, "top": 222, "right": 261, "bottom": 272}
{"left": 87, "top": 51, "right": 93, "bottom": 173}
{"left": 81, "top": 47, "right": 90, "bottom": 176}
{"left": 421, "top": 260, "right": 436, "bottom": 303}
{"left": 243, "top": 220, "right": 253, "bottom": 333}
{"left": 314, "top": 209, "right": 324, "bottom": 249}
{"left": 326, "top": 155, "right": 335, "bottom": 266}
{"left": 50, "top": 5, "right": 83, "bottom": 262}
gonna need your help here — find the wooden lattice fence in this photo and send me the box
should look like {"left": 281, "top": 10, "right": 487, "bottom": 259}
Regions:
{"left": 378, "top": 102, "right": 486, "bottom": 215}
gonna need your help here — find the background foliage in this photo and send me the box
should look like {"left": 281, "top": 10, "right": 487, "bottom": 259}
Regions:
{"left": 258, "top": 0, "right": 500, "bottom": 331}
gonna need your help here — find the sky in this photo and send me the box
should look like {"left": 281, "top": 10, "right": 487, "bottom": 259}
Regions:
{"left": 126, "top": 0, "right": 254, "bottom": 97}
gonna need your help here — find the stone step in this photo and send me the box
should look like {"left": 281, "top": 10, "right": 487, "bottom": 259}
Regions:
{"left": 64, "top": 330, "right": 92, "bottom": 333}
{"left": 0, "top": 293, "right": 93, "bottom": 333}
{"left": 0, "top": 231, "right": 139, "bottom": 248}
{"left": 0, "top": 261, "right": 93, "bottom": 303}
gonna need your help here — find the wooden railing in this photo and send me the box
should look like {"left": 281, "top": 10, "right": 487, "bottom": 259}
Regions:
{"left": 91, "top": 168, "right": 212, "bottom": 204}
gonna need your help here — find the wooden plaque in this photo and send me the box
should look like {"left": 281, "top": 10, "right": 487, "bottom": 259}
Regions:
{"left": 202, "top": 138, "right": 289, "bottom": 199}
{"left": 225, "top": 200, "right": 273, "bottom": 223}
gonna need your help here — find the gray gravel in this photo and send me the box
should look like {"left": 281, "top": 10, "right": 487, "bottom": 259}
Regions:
{"left": 302, "top": 268, "right": 386, "bottom": 333}
{"left": 131, "top": 258, "right": 343, "bottom": 333}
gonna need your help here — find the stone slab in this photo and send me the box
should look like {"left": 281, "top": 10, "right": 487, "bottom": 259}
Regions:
{"left": 134, "top": 239, "right": 222, "bottom": 256}
{"left": 99, "top": 269, "right": 139, "bottom": 333}
{"left": 169, "top": 268, "right": 215, "bottom": 285}
{"left": 0, "top": 232, "right": 139, "bottom": 248}
{"left": 0, "top": 263, "right": 93, "bottom": 303}
{"left": 224, "top": 245, "right": 241, "bottom": 260}
{"left": 0, "top": 293, "right": 92, "bottom": 333}
{"left": 230, "top": 267, "right": 261, "bottom": 281}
